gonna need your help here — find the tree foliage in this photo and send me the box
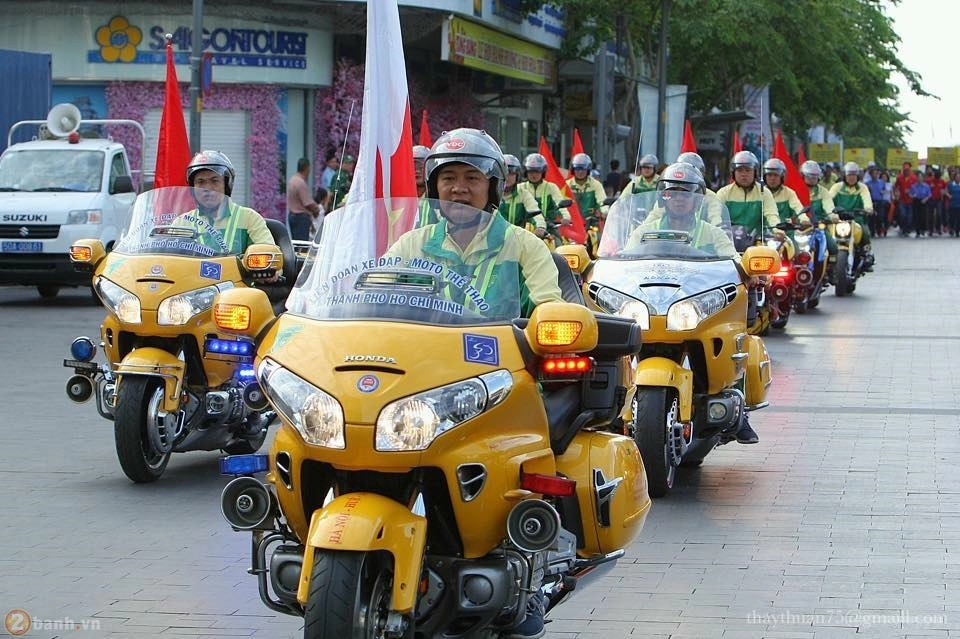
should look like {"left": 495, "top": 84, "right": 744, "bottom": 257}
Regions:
{"left": 522, "top": 0, "right": 928, "bottom": 149}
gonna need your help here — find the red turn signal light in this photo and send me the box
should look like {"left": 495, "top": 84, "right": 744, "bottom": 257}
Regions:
{"left": 796, "top": 251, "right": 812, "bottom": 264}
{"left": 540, "top": 355, "right": 592, "bottom": 379}
{"left": 520, "top": 472, "right": 577, "bottom": 497}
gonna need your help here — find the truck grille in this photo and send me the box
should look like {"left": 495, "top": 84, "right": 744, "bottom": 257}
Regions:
{"left": 0, "top": 224, "right": 61, "bottom": 239}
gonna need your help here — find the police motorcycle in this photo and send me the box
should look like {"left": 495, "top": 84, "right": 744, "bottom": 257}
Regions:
{"left": 216, "top": 197, "right": 652, "bottom": 638}
{"left": 578, "top": 180, "right": 780, "bottom": 498}
{"left": 790, "top": 216, "right": 829, "bottom": 311}
{"left": 62, "top": 186, "right": 297, "bottom": 482}
{"left": 830, "top": 207, "right": 871, "bottom": 297}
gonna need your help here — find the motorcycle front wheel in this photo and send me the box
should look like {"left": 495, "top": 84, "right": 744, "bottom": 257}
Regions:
{"left": 834, "top": 250, "right": 851, "bottom": 297}
{"left": 632, "top": 388, "right": 681, "bottom": 498}
{"left": 113, "top": 377, "right": 172, "bottom": 483}
{"left": 304, "top": 550, "right": 395, "bottom": 639}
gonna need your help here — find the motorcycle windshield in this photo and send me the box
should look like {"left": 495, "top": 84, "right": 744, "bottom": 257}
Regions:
{"left": 598, "top": 191, "right": 735, "bottom": 261}
{"left": 287, "top": 198, "right": 521, "bottom": 325}
{"left": 113, "top": 187, "right": 249, "bottom": 258}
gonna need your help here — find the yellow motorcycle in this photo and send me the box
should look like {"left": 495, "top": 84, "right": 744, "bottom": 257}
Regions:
{"left": 564, "top": 192, "right": 779, "bottom": 497}
{"left": 215, "top": 197, "right": 651, "bottom": 638}
{"left": 62, "top": 186, "right": 295, "bottom": 482}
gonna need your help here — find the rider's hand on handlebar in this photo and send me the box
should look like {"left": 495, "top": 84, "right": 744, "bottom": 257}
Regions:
{"left": 534, "top": 227, "right": 547, "bottom": 238}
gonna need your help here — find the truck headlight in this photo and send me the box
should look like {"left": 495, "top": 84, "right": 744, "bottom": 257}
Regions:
{"left": 259, "top": 359, "right": 344, "bottom": 449}
{"left": 158, "top": 283, "right": 232, "bottom": 325}
{"left": 67, "top": 209, "right": 102, "bottom": 224}
{"left": 97, "top": 277, "right": 140, "bottom": 324}
{"left": 375, "top": 370, "right": 512, "bottom": 451}
{"left": 666, "top": 288, "right": 728, "bottom": 331}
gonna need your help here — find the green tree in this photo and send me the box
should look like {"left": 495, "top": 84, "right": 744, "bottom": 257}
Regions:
{"left": 522, "top": 0, "right": 929, "bottom": 151}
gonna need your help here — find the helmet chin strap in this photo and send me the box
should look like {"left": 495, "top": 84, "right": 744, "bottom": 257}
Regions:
{"left": 445, "top": 211, "right": 484, "bottom": 232}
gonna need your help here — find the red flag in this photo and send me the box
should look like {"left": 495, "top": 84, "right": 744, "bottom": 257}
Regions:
{"left": 797, "top": 145, "right": 807, "bottom": 166}
{"left": 349, "top": 0, "right": 418, "bottom": 252}
{"left": 418, "top": 109, "right": 432, "bottom": 147}
{"left": 732, "top": 127, "right": 743, "bottom": 155}
{"left": 571, "top": 127, "right": 585, "bottom": 162}
{"left": 680, "top": 119, "right": 697, "bottom": 153}
{"left": 539, "top": 137, "right": 586, "bottom": 244}
{"left": 154, "top": 40, "right": 191, "bottom": 188}
{"left": 773, "top": 130, "right": 810, "bottom": 206}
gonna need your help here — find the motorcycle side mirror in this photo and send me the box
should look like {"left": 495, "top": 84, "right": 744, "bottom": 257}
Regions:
{"left": 212, "top": 287, "right": 276, "bottom": 338}
{"left": 603, "top": 196, "right": 617, "bottom": 206}
{"left": 525, "top": 302, "right": 598, "bottom": 356}
{"left": 555, "top": 244, "right": 591, "bottom": 275}
{"left": 776, "top": 222, "right": 796, "bottom": 231}
{"left": 557, "top": 199, "right": 573, "bottom": 208}
{"left": 243, "top": 244, "right": 284, "bottom": 281}
{"left": 741, "top": 245, "right": 781, "bottom": 276}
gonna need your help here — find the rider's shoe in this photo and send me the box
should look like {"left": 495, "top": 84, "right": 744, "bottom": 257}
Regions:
{"left": 503, "top": 591, "right": 546, "bottom": 639}
{"left": 736, "top": 416, "right": 759, "bottom": 444}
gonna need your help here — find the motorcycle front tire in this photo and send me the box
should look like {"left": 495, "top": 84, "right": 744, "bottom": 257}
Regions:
{"left": 834, "top": 250, "right": 851, "bottom": 297}
{"left": 113, "top": 376, "right": 172, "bottom": 483}
{"left": 633, "top": 387, "right": 680, "bottom": 498}
{"left": 304, "top": 550, "right": 396, "bottom": 639}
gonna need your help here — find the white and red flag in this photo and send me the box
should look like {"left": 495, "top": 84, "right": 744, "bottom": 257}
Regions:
{"left": 346, "top": 0, "right": 419, "bottom": 253}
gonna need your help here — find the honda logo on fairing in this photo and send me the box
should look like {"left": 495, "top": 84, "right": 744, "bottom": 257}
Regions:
{"left": 19, "top": 227, "right": 30, "bottom": 237}
{"left": 344, "top": 355, "right": 397, "bottom": 364}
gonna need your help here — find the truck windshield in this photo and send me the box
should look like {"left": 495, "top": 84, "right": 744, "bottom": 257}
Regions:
{"left": 0, "top": 149, "right": 104, "bottom": 192}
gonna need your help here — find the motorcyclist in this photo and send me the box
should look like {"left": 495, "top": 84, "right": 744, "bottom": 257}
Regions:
{"left": 413, "top": 144, "right": 439, "bottom": 227}
{"left": 386, "top": 128, "right": 562, "bottom": 318}
{"left": 828, "top": 161, "right": 875, "bottom": 271}
{"left": 625, "top": 163, "right": 736, "bottom": 257}
{"left": 800, "top": 160, "right": 839, "bottom": 267}
{"left": 566, "top": 152, "right": 609, "bottom": 224}
{"left": 499, "top": 153, "right": 547, "bottom": 237}
{"left": 626, "top": 163, "right": 758, "bottom": 444}
{"left": 177, "top": 150, "right": 276, "bottom": 255}
{"left": 519, "top": 152, "right": 571, "bottom": 240}
{"left": 385, "top": 129, "right": 561, "bottom": 638}
{"left": 619, "top": 153, "right": 660, "bottom": 199}
{"left": 763, "top": 158, "right": 804, "bottom": 226}
{"left": 715, "top": 150, "right": 781, "bottom": 238}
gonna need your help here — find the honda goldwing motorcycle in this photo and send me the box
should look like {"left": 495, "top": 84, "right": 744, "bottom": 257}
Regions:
{"left": 215, "top": 198, "right": 652, "bottom": 638}
{"left": 579, "top": 192, "right": 780, "bottom": 497}
{"left": 62, "top": 186, "right": 297, "bottom": 482}
{"left": 830, "top": 208, "right": 871, "bottom": 296}
{"left": 731, "top": 224, "right": 774, "bottom": 336}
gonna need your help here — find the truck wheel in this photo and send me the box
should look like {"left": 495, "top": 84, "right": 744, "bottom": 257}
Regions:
{"left": 114, "top": 377, "right": 172, "bottom": 483}
{"left": 37, "top": 285, "right": 60, "bottom": 299}
{"left": 303, "top": 550, "right": 395, "bottom": 639}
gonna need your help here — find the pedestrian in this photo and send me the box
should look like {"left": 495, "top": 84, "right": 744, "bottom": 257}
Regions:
{"left": 879, "top": 171, "right": 893, "bottom": 236}
{"left": 319, "top": 150, "right": 339, "bottom": 190}
{"left": 946, "top": 171, "right": 960, "bottom": 236}
{"left": 330, "top": 154, "right": 355, "bottom": 209}
{"left": 286, "top": 157, "right": 320, "bottom": 241}
{"left": 604, "top": 159, "right": 625, "bottom": 198}
{"left": 908, "top": 171, "right": 931, "bottom": 237}
{"left": 866, "top": 165, "right": 884, "bottom": 237}
{"left": 893, "top": 162, "right": 916, "bottom": 236}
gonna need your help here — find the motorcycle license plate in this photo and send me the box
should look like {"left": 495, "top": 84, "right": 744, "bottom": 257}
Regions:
{"left": 1, "top": 241, "right": 43, "bottom": 252}
{"left": 63, "top": 359, "right": 100, "bottom": 373}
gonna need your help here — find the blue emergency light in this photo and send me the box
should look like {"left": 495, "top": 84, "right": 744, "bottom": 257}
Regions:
{"left": 220, "top": 454, "right": 269, "bottom": 475}
{"left": 205, "top": 337, "right": 253, "bottom": 357}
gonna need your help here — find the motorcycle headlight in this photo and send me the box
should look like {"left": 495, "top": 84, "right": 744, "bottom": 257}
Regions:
{"left": 158, "top": 283, "right": 233, "bottom": 325}
{"left": 259, "top": 359, "right": 345, "bottom": 448}
{"left": 375, "top": 369, "right": 512, "bottom": 451}
{"left": 595, "top": 287, "right": 650, "bottom": 329}
{"left": 97, "top": 277, "right": 141, "bottom": 324}
{"left": 666, "top": 288, "right": 728, "bottom": 331}
{"left": 66, "top": 209, "right": 102, "bottom": 224}
{"left": 835, "top": 221, "right": 851, "bottom": 237}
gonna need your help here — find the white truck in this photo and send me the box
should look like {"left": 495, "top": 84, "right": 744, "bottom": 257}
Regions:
{"left": 0, "top": 104, "right": 145, "bottom": 298}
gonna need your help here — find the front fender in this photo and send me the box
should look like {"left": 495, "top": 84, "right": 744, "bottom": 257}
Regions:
{"left": 633, "top": 357, "right": 693, "bottom": 421}
{"left": 117, "top": 347, "right": 185, "bottom": 412}
{"left": 297, "top": 493, "right": 427, "bottom": 614}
